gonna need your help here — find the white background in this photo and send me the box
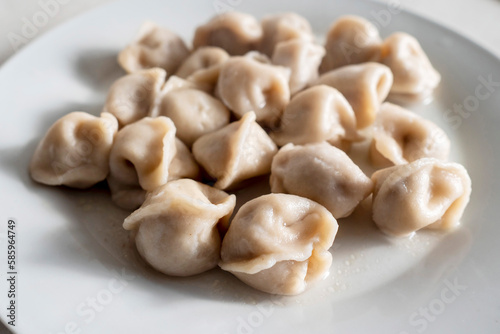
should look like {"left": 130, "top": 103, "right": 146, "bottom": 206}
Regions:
{"left": 0, "top": 0, "right": 499, "bottom": 333}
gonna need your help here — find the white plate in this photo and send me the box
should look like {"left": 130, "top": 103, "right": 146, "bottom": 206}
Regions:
{"left": 1, "top": 0, "right": 500, "bottom": 333}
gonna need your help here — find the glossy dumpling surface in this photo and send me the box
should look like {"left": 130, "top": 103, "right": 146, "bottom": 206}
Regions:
{"left": 175, "top": 46, "right": 229, "bottom": 79}
{"left": 175, "top": 47, "right": 229, "bottom": 93}
{"left": 320, "top": 15, "right": 382, "bottom": 73}
{"left": 259, "top": 12, "right": 314, "bottom": 57}
{"left": 270, "top": 85, "right": 359, "bottom": 150}
{"left": 313, "top": 62, "right": 393, "bottom": 129}
{"left": 371, "top": 158, "right": 472, "bottom": 237}
{"left": 30, "top": 112, "right": 118, "bottom": 189}
{"left": 379, "top": 32, "right": 441, "bottom": 97}
{"left": 103, "top": 68, "right": 166, "bottom": 127}
{"left": 370, "top": 102, "right": 450, "bottom": 167}
{"left": 216, "top": 56, "right": 290, "bottom": 127}
{"left": 220, "top": 193, "right": 338, "bottom": 295}
{"left": 168, "top": 138, "right": 201, "bottom": 182}
{"left": 192, "top": 112, "right": 277, "bottom": 190}
{"left": 118, "top": 21, "right": 190, "bottom": 74}
{"left": 193, "top": 12, "right": 262, "bottom": 56}
{"left": 107, "top": 116, "right": 177, "bottom": 209}
{"left": 124, "top": 179, "right": 236, "bottom": 276}
{"left": 272, "top": 39, "right": 325, "bottom": 94}
{"left": 156, "top": 88, "right": 230, "bottom": 147}
{"left": 270, "top": 142, "right": 373, "bottom": 218}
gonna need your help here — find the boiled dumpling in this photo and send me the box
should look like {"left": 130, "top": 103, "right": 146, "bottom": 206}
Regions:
{"left": 193, "top": 12, "right": 262, "bottom": 56}
{"left": 371, "top": 158, "right": 472, "bottom": 237}
{"left": 370, "top": 102, "right": 450, "bottom": 167}
{"left": 320, "top": 15, "right": 382, "bottom": 73}
{"left": 184, "top": 66, "right": 222, "bottom": 95}
{"left": 108, "top": 138, "right": 198, "bottom": 211}
{"left": 102, "top": 68, "right": 166, "bottom": 127}
{"left": 175, "top": 46, "right": 229, "bottom": 94}
{"left": 118, "top": 21, "right": 190, "bottom": 74}
{"left": 30, "top": 112, "right": 118, "bottom": 188}
{"left": 175, "top": 46, "right": 229, "bottom": 78}
{"left": 216, "top": 56, "right": 290, "bottom": 127}
{"left": 379, "top": 32, "right": 441, "bottom": 97}
{"left": 192, "top": 112, "right": 278, "bottom": 190}
{"left": 168, "top": 138, "right": 201, "bottom": 182}
{"left": 259, "top": 12, "right": 314, "bottom": 57}
{"left": 107, "top": 116, "right": 200, "bottom": 210}
{"left": 243, "top": 50, "right": 272, "bottom": 64}
{"left": 271, "top": 39, "right": 325, "bottom": 94}
{"left": 219, "top": 193, "right": 338, "bottom": 295}
{"left": 123, "top": 179, "right": 236, "bottom": 276}
{"left": 156, "top": 88, "right": 230, "bottom": 147}
{"left": 270, "top": 85, "right": 359, "bottom": 150}
{"left": 313, "top": 62, "right": 393, "bottom": 129}
{"left": 159, "top": 74, "right": 211, "bottom": 96}
{"left": 270, "top": 142, "right": 373, "bottom": 218}
{"left": 107, "top": 116, "right": 177, "bottom": 210}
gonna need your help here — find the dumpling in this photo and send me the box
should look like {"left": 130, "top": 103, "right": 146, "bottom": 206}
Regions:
{"left": 123, "top": 179, "right": 236, "bottom": 276}
{"left": 259, "top": 12, "right": 314, "bottom": 57}
{"left": 168, "top": 138, "right": 201, "bottom": 181}
{"left": 219, "top": 193, "right": 338, "bottom": 295}
{"left": 156, "top": 88, "right": 230, "bottom": 147}
{"left": 108, "top": 138, "right": 198, "bottom": 211}
{"left": 243, "top": 50, "right": 272, "bottom": 64}
{"left": 30, "top": 112, "right": 118, "bottom": 189}
{"left": 313, "top": 62, "right": 393, "bottom": 129}
{"left": 270, "top": 142, "right": 373, "bottom": 218}
{"left": 379, "top": 32, "right": 441, "bottom": 97}
{"left": 270, "top": 85, "right": 359, "bottom": 150}
{"left": 159, "top": 74, "right": 211, "bottom": 96}
{"left": 102, "top": 68, "right": 166, "bottom": 127}
{"left": 184, "top": 66, "right": 222, "bottom": 95}
{"left": 320, "top": 15, "right": 382, "bottom": 73}
{"left": 371, "top": 158, "right": 472, "bottom": 237}
{"left": 107, "top": 116, "right": 177, "bottom": 210}
{"left": 370, "top": 102, "right": 450, "bottom": 167}
{"left": 216, "top": 56, "right": 290, "bottom": 127}
{"left": 175, "top": 47, "right": 229, "bottom": 94}
{"left": 175, "top": 46, "right": 229, "bottom": 79}
{"left": 271, "top": 39, "right": 325, "bottom": 94}
{"left": 118, "top": 21, "right": 190, "bottom": 74}
{"left": 193, "top": 12, "right": 262, "bottom": 56}
{"left": 192, "top": 112, "right": 278, "bottom": 190}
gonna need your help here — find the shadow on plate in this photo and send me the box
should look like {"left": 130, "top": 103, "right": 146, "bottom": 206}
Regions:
{"left": 74, "top": 49, "right": 125, "bottom": 91}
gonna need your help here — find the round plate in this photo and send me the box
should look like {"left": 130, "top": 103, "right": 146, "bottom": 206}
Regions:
{"left": 1, "top": 0, "right": 499, "bottom": 333}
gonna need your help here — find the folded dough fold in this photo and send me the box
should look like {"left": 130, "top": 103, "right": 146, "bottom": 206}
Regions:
{"left": 30, "top": 112, "right": 118, "bottom": 188}
{"left": 320, "top": 15, "right": 382, "bottom": 73}
{"left": 370, "top": 102, "right": 450, "bottom": 167}
{"left": 118, "top": 21, "right": 190, "bottom": 74}
{"left": 192, "top": 111, "right": 278, "bottom": 190}
{"left": 103, "top": 68, "right": 166, "bottom": 127}
{"left": 313, "top": 62, "right": 393, "bottom": 129}
{"left": 371, "top": 158, "right": 472, "bottom": 237}
{"left": 124, "top": 179, "right": 236, "bottom": 276}
{"left": 270, "top": 85, "right": 360, "bottom": 150}
{"left": 271, "top": 142, "right": 373, "bottom": 218}
{"left": 220, "top": 193, "right": 338, "bottom": 295}
{"left": 193, "top": 12, "right": 262, "bottom": 56}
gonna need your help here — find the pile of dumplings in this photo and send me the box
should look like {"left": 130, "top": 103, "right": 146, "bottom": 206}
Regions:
{"left": 29, "top": 12, "right": 472, "bottom": 296}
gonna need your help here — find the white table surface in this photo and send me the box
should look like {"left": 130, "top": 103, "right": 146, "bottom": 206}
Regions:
{"left": 0, "top": 0, "right": 499, "bottom": 333}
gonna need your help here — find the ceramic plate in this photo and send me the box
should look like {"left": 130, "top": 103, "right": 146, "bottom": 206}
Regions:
{"left": 1, "top": 0, "right": 499, "bottom": 333}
